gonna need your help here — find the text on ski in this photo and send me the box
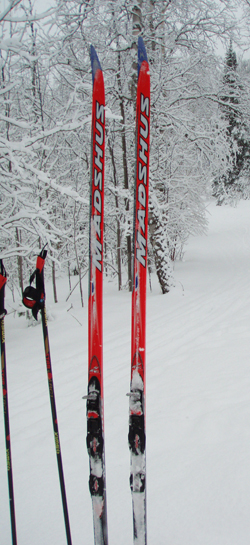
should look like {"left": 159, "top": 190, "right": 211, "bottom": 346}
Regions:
{"left": 136, "top": 93, "right": 149, "bottom": 268}
{"left": 93, "top": 101, "right": 104, "bottom": 272}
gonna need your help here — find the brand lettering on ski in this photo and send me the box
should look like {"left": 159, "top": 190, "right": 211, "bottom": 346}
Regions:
{"left": 92, "top": 100, "right": 104, "bottom": 272}
{"left": 136, "top": 93, "right": 149, "bottom": 268}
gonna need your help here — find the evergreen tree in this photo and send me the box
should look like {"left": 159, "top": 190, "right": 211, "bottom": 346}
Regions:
{"left": 213, "top": 42, "right": 250, "bottom": 204}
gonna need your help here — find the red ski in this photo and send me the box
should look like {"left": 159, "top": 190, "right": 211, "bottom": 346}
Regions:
{"left": 128, "top": 37, "right": 150, "bottom": 545}
{"left": 85, "top": 45, "right": 108, "bottom": 545}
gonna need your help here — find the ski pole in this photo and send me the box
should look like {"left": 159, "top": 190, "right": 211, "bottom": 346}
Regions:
{"left": 23, "top": 247, "right": 72, "bottom": 545}
{"left": 0, "top": 259, "right": 17, "bottom": 545}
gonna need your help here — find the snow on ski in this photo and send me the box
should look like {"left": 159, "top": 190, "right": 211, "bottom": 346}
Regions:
{"left": 85, "top": 45, "right": 108, "bottom": 545}
{"left": 128, "top": 37, "right": 150, "bottom": 545}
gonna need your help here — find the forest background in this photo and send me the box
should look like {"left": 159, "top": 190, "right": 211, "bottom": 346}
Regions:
{"left": 1, "top": 0, "right": 250, "bottom": 303}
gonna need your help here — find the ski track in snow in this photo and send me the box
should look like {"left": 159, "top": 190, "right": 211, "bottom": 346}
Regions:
{"left": 1, "top": 201, "right": 250, "bottom": 544}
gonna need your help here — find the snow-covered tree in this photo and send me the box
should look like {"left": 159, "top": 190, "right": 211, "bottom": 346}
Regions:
{"left": 131, "top": 0, "right": 236, "bottom": 292}
{"left": 0, "top": 1, "right": 90, "bottom": 301}
{"left": 0, "top": 0, "right": 245, "bottom": 299}
{"left": 213, "top": 41, "right": 250, "bottom": 204}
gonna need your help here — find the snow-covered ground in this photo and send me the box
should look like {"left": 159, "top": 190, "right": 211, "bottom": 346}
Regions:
{"left": 1, "top": 200, "right": 250, "bottom": 545}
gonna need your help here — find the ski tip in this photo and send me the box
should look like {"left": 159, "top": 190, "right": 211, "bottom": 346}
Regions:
{"left": 90, "top": 45, "right": 102, "bottom": 84}
{"left": 138, "top": 36, "right": 148, "bottom": 75}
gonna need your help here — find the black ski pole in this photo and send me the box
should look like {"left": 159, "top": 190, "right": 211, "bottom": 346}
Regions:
{"left": 0, "top": 260, "right": 17, "bottom": 545}
{"left": 23, "top": 248, "right": 72, "bottom": 545}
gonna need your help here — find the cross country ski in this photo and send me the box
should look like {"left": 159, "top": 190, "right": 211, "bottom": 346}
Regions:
{"left": 128, "top": 36, "right": 150, "bottom": 545}
{"left": 84, "top": 45, "right": 108, "bottom": 545}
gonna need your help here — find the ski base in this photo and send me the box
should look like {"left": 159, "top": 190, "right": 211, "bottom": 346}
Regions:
{"left": 91, "top": 496, "right": 108, "bottom": 545}
{"left": 131, "top": 487, "right": 147, "bottom": 545}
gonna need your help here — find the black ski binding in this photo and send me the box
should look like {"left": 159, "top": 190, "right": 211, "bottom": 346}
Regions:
{"left": 89, "top": 474, "right": 104, "bottom": 497}
{"left": 86, "top": 377, "right": 103, "bottom": 458}
{"left": 130, "top": 471, "right": 146, "bottom": 493}
{"left": 128, "top": 389, "right": 145, "bottom": 455}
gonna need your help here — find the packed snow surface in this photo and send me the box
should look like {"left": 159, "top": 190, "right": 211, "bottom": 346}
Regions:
{"left": 1, "top": 200, "right": 250, "bottom": 544}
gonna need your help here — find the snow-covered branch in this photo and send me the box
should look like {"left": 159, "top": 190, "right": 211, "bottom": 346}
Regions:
{"left": 0, "top": 0, "right": 22, "bottom": 22}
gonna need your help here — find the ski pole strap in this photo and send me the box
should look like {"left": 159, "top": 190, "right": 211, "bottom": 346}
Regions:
{"left": 37, "top": 254, "right": 46, "bottom": 274}
{"left": 0, "top": 259, "right": 7, "bottom": 319}
{"left": 22, "top": 286, "right": 45, "bottom": 320}
{"left": 0, "top": 272, "right": 7, "bottom": 290}
{"left": 31, "top": 247, "right": 47, "bottom": 292}
{"left": 22, "top": 246, "right": 47, "bottom": 320}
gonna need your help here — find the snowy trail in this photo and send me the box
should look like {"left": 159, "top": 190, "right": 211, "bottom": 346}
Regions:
{"left": 146, "top": 202, "right": 250, "bottom": 545}
{"left": 1, "top": 201, "right": 250, "bottom": 544}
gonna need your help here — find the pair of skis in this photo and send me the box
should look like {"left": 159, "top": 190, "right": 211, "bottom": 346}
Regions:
{"left": 87, "top": 37, "right": 150, "bottom": 545}
{"left": 1, "top": 36, "right": 150, "bottom": 545}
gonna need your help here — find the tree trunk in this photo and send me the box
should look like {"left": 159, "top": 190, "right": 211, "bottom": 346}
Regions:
{"left": 108, "top": 139, "right": 122, "bottom": 290}
{"left": 73, "top": 203, "right": 84, "bottom": 307}
{"left": 52, "top": 260, "right": 58, "bottom": 303}
{"left": 117, "top": 51, "right": 132, "bottom": 290}
{"left": 148, "top": 209, "right": 171, "bottom": 294}
{"left": 68, "top": 261, "right": 71, "bottom": 291}
{"left": 16, "top": 228, "right": 24, "bottom": 293}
